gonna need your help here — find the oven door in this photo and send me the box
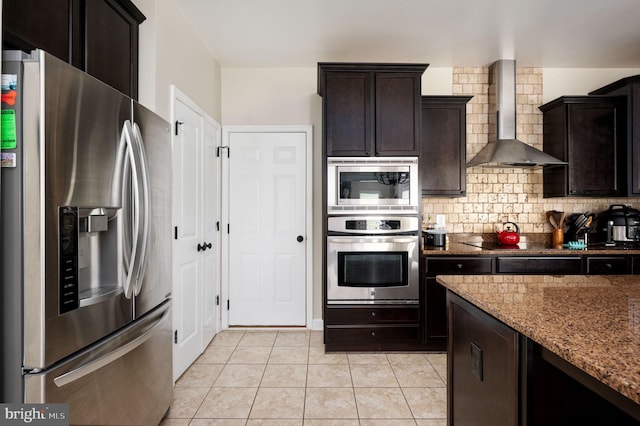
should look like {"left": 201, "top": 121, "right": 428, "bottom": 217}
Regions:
{"left": 326, "top": 234, "right": 419, "bottom": 304}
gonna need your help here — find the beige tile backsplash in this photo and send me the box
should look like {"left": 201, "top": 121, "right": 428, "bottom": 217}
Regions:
{"left": 422, "top": 66, "right": 633, "bottom": 234}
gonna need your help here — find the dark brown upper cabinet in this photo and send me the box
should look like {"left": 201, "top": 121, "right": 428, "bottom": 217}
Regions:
{"left": 590, "top": 75, "right": 640, "bottom": 196}
{"left": 3, "top": 0, "right": 145, "bottom": 99}
{"left": 420, "top": 96, "right": 472, "bottom": 196}
{"left": 539, "top": 96, "right": 626, "bottom": 197}
{"left": 318, "top": 63, "right": 428, "bottom": 157}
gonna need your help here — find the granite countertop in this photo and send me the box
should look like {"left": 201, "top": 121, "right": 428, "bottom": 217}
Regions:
{"left": 423, "top": 233, "right": 640, "bottom": 255}
{"left": 436, "top": 274, "right": 640, "bottom": 405}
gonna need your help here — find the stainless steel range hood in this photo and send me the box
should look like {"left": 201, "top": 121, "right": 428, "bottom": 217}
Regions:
{"left": 466, "top": 60, "right": 567, "bottom": 168}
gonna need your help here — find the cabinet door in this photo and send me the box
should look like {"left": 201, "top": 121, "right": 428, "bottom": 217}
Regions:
{"left": 567, "top": 103, "right": 621, "bottom": 196}
{"left": 425, "top": 276, "right": 447, "bottom": 348}
{"left": 375, "top": 72, "right": 421, "bottom": 155}
{"left": 541, "top": 97, "right": 625, "bottom": 197}
{"left": 421, "top": 96, "right": 471, "bottom": 196}
{"left": 2, "top": 0, "right": 75, "bottom": 62}
{"left": 424, "top": 256, "right": 492, "bottom": 349}
{"left": 448, "top": 292, "right": 519, "bottom": 426}
{"left": 324, "top": 71, "right": 372, "bottom": 156}
{"left": 84, "top": 0, "right": 144, "bottom": 98}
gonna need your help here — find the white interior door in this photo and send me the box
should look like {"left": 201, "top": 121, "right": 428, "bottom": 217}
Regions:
{"left": 225, "top": 128, "right": 310, "bottom": 326}
{"left": 172, "top": 97, "right": 202, "bottom": 380}
{"left": 171, "top": 87, "right": 221, "bottom": 381}
{"left": 201, "top": 117, "right": 221, "bottom": 344}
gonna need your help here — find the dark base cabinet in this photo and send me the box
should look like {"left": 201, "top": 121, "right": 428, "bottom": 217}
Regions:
{"left": 524, "top": 342, "right": 640, "bottom": 426}
{"left": 324, "top": 305, "right": 422, "bottom": 351}
{"left": 448, "top": 291, "right": 640, "bottom": 426}
{"left": 448, "top": 293, "right": 519, "bottom": 426}
{"left": 424, "top": 253, "right": 638, "bottom": 353}
{"left": 424, "top": 256, "right": 492, "bottom": 350}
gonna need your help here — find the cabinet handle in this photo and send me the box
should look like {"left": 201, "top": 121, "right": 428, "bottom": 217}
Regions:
{"left": 606, "top": 263, "right": 612, "bottom": 269}
{"left": 457, "top": 263, "right": 463, "bottom": 270}
{"left": 371, "top": 311, "right": 376, "bottom": 317}
{"left": 371, "top": 330, "right": 376, "bottom": 337}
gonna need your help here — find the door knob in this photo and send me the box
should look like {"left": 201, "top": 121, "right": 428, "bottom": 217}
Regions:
{"left": 198, "top": 242, "right": 213, "bottom": 252}
{"left": 297, "top": 235, "right": 304, "bottom": 242}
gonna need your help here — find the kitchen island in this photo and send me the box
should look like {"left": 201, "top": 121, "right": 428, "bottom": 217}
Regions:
{"left": 437, "top": 274, "right": 640, "bottom": 425}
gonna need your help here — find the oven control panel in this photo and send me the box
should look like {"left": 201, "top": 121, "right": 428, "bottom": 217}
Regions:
{"left": 328, "top": 216, "right": 419, "bottom": 234}
{"left": 345, "top": 219, "right": 401, "bottom": 231}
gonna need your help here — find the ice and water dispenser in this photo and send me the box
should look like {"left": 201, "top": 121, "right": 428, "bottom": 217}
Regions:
{"left": 59, "top": 206, "right": 122, "bottom": 314}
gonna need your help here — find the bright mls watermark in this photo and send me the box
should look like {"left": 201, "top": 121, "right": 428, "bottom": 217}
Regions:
{"left": 1, "top": 404, "right": 68, "bottom": 425}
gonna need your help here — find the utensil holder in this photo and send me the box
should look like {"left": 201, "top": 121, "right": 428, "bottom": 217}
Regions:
{"left": 552, "top": 228, "right": 564, "bottom": 247}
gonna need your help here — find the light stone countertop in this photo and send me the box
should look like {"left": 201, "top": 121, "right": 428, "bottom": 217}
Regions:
{"left": 436, "top": 274, "right": 640, "bottom": 405}
{"left": 424, "top": 241, "right": 640, "bottom": 255}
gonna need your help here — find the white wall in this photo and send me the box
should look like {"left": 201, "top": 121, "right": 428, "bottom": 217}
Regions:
{"left": 543, "top": 68, "right": 640, "bottom": 103}
{"left": 422, "top": 67, "right": 454, "bottom": 95}
{"left": 135, "top": 0, "right": 221, "bottom": 122}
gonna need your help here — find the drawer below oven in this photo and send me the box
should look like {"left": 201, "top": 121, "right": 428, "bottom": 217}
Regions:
{"left": 325, "top": 304, "right": 420, "bottom": 324}
{"left": 324, "top": 324, "right": 421, "bottom": 350}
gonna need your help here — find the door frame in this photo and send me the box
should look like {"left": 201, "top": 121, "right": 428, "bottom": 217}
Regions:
{"left": 221, "top": 125, "right": 313, "bottom": 329}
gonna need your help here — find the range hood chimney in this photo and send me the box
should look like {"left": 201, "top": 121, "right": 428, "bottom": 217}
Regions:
{"left": 466, "top": 60, "right": 567, "bottom": 168}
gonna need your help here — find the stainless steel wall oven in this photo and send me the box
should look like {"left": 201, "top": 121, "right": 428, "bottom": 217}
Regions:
{"left": 326, "top": 216, "right": 420, "bottom": 304}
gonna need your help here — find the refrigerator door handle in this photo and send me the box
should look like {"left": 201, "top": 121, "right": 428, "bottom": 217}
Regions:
{"left": 52, "top": 303, "right": 170, "bottom": 388}
{"left": 131, "top": 122, "right": 151, "bottom": 296}
{"left": 120, "top": 120, "right": 143, "bottom": 299}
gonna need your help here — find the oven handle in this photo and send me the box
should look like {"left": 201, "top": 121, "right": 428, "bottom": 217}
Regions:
{"left": 327, "top": 235, "right": 419, "bottom": 243}
{"left": 327, "top": 231, "right": 419, "bottom": 237}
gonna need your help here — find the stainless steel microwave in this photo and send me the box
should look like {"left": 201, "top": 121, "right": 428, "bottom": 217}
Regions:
{"left": 326, "top": 157, "right": 419, "bottom": 215}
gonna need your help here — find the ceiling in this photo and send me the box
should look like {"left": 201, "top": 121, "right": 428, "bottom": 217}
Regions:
{"left": 175, "top": 0, "right": 640, "bottom": 69}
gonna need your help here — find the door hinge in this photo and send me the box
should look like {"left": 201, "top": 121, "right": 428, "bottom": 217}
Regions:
{"left": 174, "top": 226, "right": 178, "bottom": 239}
{"left": 216, "top": 295, "right": 220, "bottom": 306}
{"left": 217, "top": 146, "right": 230, "bottom": 158}
{"left": 227, "top": 300, "right": 230, "bottom": 310}
{"left": 174, "top": 330, "right": 178, "bottom": 344}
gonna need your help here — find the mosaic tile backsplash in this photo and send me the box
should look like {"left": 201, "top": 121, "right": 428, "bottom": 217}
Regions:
{"left": 422, "top": 67, "right": 633, "bottom": 234}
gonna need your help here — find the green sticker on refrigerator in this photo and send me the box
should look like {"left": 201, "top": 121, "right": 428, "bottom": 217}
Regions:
{"left": 1, "top": 109, "right": 17, "bottom": 149}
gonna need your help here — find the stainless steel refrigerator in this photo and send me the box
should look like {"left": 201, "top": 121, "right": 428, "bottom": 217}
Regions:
{"left": 1, "top": 49, "right": 173, "bottom": 425}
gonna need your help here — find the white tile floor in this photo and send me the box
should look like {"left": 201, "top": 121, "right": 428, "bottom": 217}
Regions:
{"left": 160, "top": 329, "right": 447, "bottom": 425}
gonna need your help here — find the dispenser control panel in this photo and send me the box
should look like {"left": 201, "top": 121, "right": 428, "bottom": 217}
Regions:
{"left": 59, "top": 206, "right": 79, "bottom": 313}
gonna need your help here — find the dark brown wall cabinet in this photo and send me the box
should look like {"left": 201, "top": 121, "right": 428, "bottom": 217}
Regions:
{"left": 420, "top": 96, "right": 472, "bottom": 196}
{"left": 590, "top": 75, "right": 640, "bottom": 196}
{"left": 539, "top": 96, "right": 626, "bottom": 197}
{"left": 3, "top": 0, "right": 145, "bottom": 98}
{"left": 318, "top": 63, "right": 428, "bottom": 156}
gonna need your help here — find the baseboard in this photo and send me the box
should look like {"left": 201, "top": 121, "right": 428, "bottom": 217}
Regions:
{"left": 310, "top": 318, "right": 324, "bottom": 330}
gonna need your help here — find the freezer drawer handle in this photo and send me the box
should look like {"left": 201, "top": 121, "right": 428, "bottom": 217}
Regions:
{"left": 53, "top": 306, "right": 170, "bottom": 388}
